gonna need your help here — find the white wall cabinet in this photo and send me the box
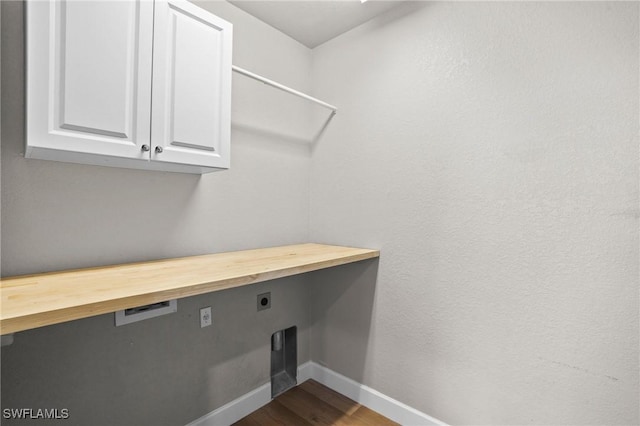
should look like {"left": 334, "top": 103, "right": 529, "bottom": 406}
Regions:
{"left": 26, "top": 0, "right": 232, "bottom": 174}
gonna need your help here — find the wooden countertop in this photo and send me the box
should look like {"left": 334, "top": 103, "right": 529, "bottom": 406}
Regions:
{"left": 0, "top": 243, "right": 379, "bottom": 335}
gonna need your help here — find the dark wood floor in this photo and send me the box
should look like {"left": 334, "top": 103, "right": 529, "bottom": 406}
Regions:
{"left": 233, "top": 380, "right": 399, "bottom": 426}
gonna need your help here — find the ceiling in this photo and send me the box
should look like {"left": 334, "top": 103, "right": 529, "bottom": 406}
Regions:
{"left": 228, "top": 1, "right": 403, "bottom": 48}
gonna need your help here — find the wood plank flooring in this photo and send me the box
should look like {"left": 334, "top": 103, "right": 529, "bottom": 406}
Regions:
{"left": 233, "top": 380, "right": 399, "bottom": 426}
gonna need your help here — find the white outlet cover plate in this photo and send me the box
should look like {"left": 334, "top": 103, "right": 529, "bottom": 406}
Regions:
{"left": 200, "top": 307, "right": 212, "bottom": 328}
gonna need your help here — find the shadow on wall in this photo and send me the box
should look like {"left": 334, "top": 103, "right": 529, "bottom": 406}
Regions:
{"left": 0, "top": 0, "right": 206, "bottom": 276}
{"left": 199, "top": 277, "right": 312, "bottom": 417}
{"left": 232, "top": 111, "right": 336, "bottom": 149}
{"left": 0, "top": 275, "right": 311, "bottom": 426}
{"left": 309, "top": 259, "right": 380, "bottom": 384}
{"left": 232, "top": 121, "right": 313, "bottom": 147}
{"left": 231, "top": 65, "right": 337, "bottom": 149}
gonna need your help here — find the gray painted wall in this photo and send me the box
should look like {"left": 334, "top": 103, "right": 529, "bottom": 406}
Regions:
{"left": 1, "top": 1, "right": 315, "bottom": 425}
{"left": 2, "top": 0, "right": 314, "bottom": 277}
{"left": 2, "top": 276, "right": 311, "bottom": 426}
{"left": 2, "top": 1, "right": 639, "bottom": 426}
{"left": 309, "top": 2, "right": 639, "bottom": 425}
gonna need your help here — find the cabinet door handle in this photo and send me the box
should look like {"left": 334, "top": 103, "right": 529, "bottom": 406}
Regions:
{"left": 155, "top": 146, "right": 163, "bottom": 154}
{"left": 141, "top": 144, "right": 150, "bottom": 152}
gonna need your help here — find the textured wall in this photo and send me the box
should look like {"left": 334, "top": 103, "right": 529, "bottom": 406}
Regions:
{"left": 1, "top": 0, "right": 313, "bottom": 277}
{"left": 309, "top": 2, "right": 639, "bottom": 425}
{"left": 1, "top": 276, "right": 310, "bottom": 426}
{"left": 3, "top": 1, "right": 639, "bottom": 425}
{"left": 1, "top": 1, "right": 313, "bottom": 424}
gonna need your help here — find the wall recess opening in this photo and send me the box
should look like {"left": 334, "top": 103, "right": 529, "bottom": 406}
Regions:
{"left": 271, "top": 326, "right": 297, "bottom": 398}
{"left": 115, "top": 300, "right": 177, "bottom": 326}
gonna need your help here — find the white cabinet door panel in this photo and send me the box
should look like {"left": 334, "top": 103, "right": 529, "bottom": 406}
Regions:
{"left": 151, "top": 0, "right": 232, "bottom": 169}
{"left": 27, "top": 0, "right": 153, "bottom": 160}
{"left": 59, "top": 1, "right": 135, "bottom": 138}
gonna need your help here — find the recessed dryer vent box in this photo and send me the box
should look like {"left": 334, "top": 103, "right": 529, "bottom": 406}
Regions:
{"left": 115, "top": 300, "right": 177, "bottom": 326}
{"left": 271, "top": 326, "right": 297, "bottom": 398}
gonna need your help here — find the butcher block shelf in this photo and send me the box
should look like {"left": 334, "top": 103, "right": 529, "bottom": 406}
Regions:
{"left": 0, "top": 243, "right": 379, "bottom": 335}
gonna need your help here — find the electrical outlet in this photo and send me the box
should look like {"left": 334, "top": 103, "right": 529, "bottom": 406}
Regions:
{"left": 257, "top": 292, "right": 271, "bottom": 311}
{"left": 200, "top": 307, "right": 212, "bottom": 328}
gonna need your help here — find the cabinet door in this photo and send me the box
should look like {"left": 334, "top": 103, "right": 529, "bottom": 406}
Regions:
{"left": 151, "top": 0, "right": 232, "bottom": 169}
{"left": 26, "top": 0, "right": 154, "bottom": 161}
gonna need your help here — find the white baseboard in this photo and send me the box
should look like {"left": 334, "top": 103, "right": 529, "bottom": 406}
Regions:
{"left": 307, "top": 362, "right": 447, "bottom": 426}
{"left": 298, "top": 360, "right": 314, "bottom": 383}
{"left": 185, "top": 381, "right": 271, "bottom": 426}
{"left": 187, "top": 361, "right": 447, "bottom": 426}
